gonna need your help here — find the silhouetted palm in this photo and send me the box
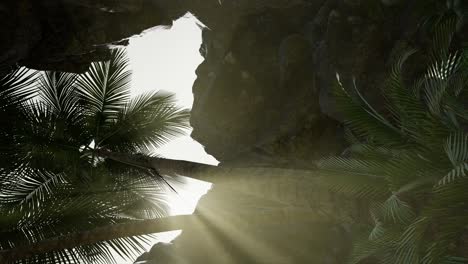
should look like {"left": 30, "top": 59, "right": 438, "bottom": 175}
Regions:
{"left": 0, "top": 49, "right": 190, "bottom": 263}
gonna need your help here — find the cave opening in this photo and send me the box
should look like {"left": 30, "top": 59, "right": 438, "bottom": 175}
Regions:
{"left": 121, "top": 13, "right": 216, "bottom": 263}
{"left": 128, "top": 13, "right": 218, "bottom": 167}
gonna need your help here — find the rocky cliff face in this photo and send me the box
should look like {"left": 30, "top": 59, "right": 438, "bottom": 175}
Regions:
{"left": 188, "top": 0, "right": 467, "bottom": 166}
{"left": 1, "top": 0, "right": 466, "bottom": 166}
{"left": 190, "top": 1, "right": 345, "bottom": 167}
{"left": 0, "top": 0, "right": 188, "bottom": 74}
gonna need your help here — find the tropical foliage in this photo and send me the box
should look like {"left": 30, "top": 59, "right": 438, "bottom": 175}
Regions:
{"left": 317, "top": 18, "right": 468, "bottom": 263}
{"left": 0, "top": 49, "right": 190, "bottom": 263}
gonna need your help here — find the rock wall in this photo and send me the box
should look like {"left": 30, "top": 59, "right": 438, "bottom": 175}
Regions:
{"left": 189, "top": 0, "right": 466, "bottom": 166}
{"left": 0, "top": 0, "right": 187, "bottom": 74}
{"left": 1, "top": 0, "right": 466, "bottom": 166}
{"left": 190, "top": 1, "right": 345, "bottom": 167}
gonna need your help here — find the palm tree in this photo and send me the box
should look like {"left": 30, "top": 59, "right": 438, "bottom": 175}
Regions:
{"left": 316, "top": 18, "right": 468, "bottom": 263}
{"left": 0, "top": 52, "right": 323, "bottom": 262}
{"left": 0, "top": 48, "right": 191, "bottom": 263}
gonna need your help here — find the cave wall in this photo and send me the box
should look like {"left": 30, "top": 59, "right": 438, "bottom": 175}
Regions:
{"left": 188, "top": 0, "right": 467, "bottom": 167}
{"left": 0, "top": 0, "right": 188, "bottom": 74}
{"left": 1, "top": 0, "right": 466, "bottom": 167}
{"left": 190, "top": 1, "right": 345, "bottom": 167}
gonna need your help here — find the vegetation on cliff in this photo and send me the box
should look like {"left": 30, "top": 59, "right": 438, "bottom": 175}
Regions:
{"left": 318, "top": 18, "right": 468, "bottom": 263}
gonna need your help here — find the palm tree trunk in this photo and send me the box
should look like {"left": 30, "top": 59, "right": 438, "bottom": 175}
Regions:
{"left": 95, "top": 149, "right": 218, "bottom": 181}
{"left": 0, "top": 215, "right": 195, "bottom": 263}
{"left": 95, "top": 149, "right": 318, "bottom": 184}
{"left": 95, "top": 149, "right": 320, "bottom": 205}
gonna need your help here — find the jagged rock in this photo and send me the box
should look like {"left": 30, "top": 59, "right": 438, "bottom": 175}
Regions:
{"left": 0, "top": 0, "right": 187, "bottom": 73}
{"left": 2, "top": 0, "right": 460, "bottom": 166}
{"left": 190, "top": 1, "right": 345, "bottom": 167}
{"left": 189, "top": 0, "right": 456, "bottom": 166}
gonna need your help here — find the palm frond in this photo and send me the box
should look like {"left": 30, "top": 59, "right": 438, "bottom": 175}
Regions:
{"left": 2, "top": 177, "right": 164, "bottom": 263}
{"left": 0, "top": 67, "right": 38, "bottom": 108}
{"left": 101, "top": 91, "right": 190, "bottom": 153}
{"left": 15, "top": 233, "right": 157, "bottom": 264}
{"left": 379, "top": 193, "right": 415, "bottom": 224}
{"left": 317, "top": 157, "right": 389, "bottom": 199}
{"left": 38, "top": 71, "right": 81, "bottom": 121}
{"left": 0, "top": 47, "right": 188, "bottom": 263}
{"left": 0, "top": 68, "right": 40, "bottom": 169}
{"left": 424, "top": 52, "right": 462, "bottom": 118}
{"left": 1, "top": 169, "right": 67, "bottom": 212}
{"left": 393, "top": 217, "right": 430, "bottom": 264}
{"left": 334, "top": 74, "right": 404, "bottom": 146}
{"left": 76, "top": 48, "right": 131, "bottom": 137}
{"left": 16, "top": 101, "right": 85, "bottom": 174}
{"left": 439, "top": 133, "right": 468, "bottom": 185}
{"left": 420, "top": 179, "right": 468, "bottom": 264}
{"left": 348, "top": 228, "right": 400, "bottom": 264}
{"left": 430, "top": 17, "right": 457, "bottom": 63}
{"left": 440, "top": 256, "right": 468, "bottom": 264}
{"left": 328, "top": 18, "right": 468, "bottom": 264}
{"left": 383, "top": 49, "right": 426, "bottom": 123}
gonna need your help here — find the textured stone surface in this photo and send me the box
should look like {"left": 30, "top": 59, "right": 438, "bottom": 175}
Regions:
{"left": 0, "top": 0, "right": 187, "bottom": 73}
{"left": 1, "top": 0, "right": 465, "bottom": 166}
{"left": 190, "top": 1, "right": 343, "bottom": 167}
{"left": 188, "top": 0, "right": 463, "bottom": 167}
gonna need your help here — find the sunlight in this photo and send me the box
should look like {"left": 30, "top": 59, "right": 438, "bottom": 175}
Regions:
{"left": 166, "top": 175, "right": 212, "bottom": 216}
{"left": 127, "top": 13, "right": 218, "bottom": 166}
{"left": 127, "top": 11, "right": 216, "bottom": 213}
{"left": 123, "top": 13, "right": 216, "bottom": 263}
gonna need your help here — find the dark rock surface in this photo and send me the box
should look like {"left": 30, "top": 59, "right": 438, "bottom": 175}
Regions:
{"left": 186, "top": 0, "right": 466, "bottom": 167}
{"left": 1, "top": 0, "right": 465, "bottom": 167}
{"left": 0, "top": 0, "right": 187, "bottom": 73}
{"left": 190, "top": 1, "right": 345, "bottom": 167}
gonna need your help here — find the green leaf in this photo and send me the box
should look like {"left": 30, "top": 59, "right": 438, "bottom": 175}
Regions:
{"left": 439, "top": 133, "right": 468, "bottom": 185}
{"left": 100, "top": 91, "right": 190, "bottom": 153}
{"left": 77, "top": 48, "right": 131, "bottom": 140}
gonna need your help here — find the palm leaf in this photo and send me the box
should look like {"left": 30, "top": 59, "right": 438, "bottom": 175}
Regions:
{"left": 1, "top": 169, "right": 67, "bottom": 212}
{"left": 430, "top": 18, "right": 457, "bottom": 63}
{"left": 420, "top": 179, "right": 468, "bottom": 264}
{"left": 100, "top": 91, "right": 190, "bottom": 153}
{"left": 0, "top": 67, "right": 38, "bottom": 108}
{"left": 329, "top": 18, "right": 468, "bottom": 264}
{"left": 38, "top": 71, "right": 81, "bottom": 122}
{"left": 334, "top": 74, "right": 404, "bottom": 146}
{"left": 317, "top": 156, "right": 389, "bottom": 199}
{"left": 0, "top": 68, "right": 39, "bottom": 169}
{"left": 440, "top": 256, "right": 468, "bottom": 264}
{"left": 76, "top": 48, "right": 131, "bottom": 141}
{"left": 383, "top": 49, "right": 427, "bottom": 124}
{"left": 439, "top": 133, "right": 468, "bottom": 185}
{"left": 379, "top": 193, "right": 415, "bottom": 224}
{"left": 348, "top": 228, "right": 401, "bottom": 264}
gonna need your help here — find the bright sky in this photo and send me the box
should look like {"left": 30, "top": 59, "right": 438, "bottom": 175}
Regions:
{"left": 122, "top": 14, "right": 215, "bottom": 263}
{"left": 127, "top": 13, "right": 218, "bottom": 166}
